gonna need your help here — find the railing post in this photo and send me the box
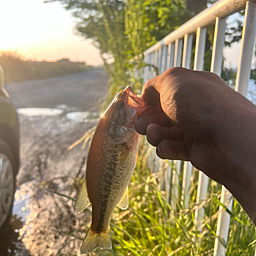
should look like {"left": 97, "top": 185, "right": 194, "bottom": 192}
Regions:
{"left": 154, "top": 50, "right": 159, "bottom": 76}
{"left": 170, "top": 38, "right": 183, "bottom": 212}
{"left": 193, "top": 27, "right": 207, "bottom": 232}
{"left": 168, "top": 43, "right": 175, "bottom": 69}
{"left": 182, "top": 34, "right": 193, "bottom": 69}
{"left": 174, "top": 39, "right": 183, "bottom": 67}
{"left": 162, "top": 45, "right": 169, "bottom": 73}
{"left": 143, "top": 53, "right": 149, "bottom": 84}
{"left": 158, "top": 47, "right": 163, "bottom": 74}
{"left": 181, "top": 161, "right": 193, "bottom": 209}
{"left": 213, "top": 188, "right": 233, "bottom": 256}
{"left": 209, "top": 16, "right": 232, "bottom": 256}
{"left": 165, "top": 161, "right": 172, "bottom": 204}
{"left": 210, "top": 18, "right": 226, "bottom": 75}
{"left": 181, "top": 33, "right": 193, "bottom": 209}
{"left": 235, "top": 1, "right": 256, "bottom": 94}
{"left": 171, "top": 160, "right": 181, "bottom": 211}
{"left": 157, "top": 48, "right": 162, "bottom": 74}
{"left": 214, "top": 2, "right": 256, "bottom": 255}
{"left": 193, "top": 27, "right": 206, "bottom": 70}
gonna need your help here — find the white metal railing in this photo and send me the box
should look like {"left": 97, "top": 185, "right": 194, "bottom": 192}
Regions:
{"left": 142, "top": 0, "right": 256, "bottom": 255}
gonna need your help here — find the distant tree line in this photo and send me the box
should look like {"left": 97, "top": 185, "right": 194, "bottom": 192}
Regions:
{"left": 0, "top": 51, "right": 89, "bottom": 84}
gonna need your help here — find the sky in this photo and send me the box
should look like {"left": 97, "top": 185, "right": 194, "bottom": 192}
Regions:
{"left": 0, "top": 0, "right": 252, "bottom": 68}
{"left": 0, "top": 0, "right": 103, "bottom": 65}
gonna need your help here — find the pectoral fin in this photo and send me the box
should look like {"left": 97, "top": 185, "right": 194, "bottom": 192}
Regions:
{"left": 76, "top": 180, "right": 91, "bottom": 214}
{"left": 119, "top": 143, "right": 130, "bottom": 165}
{"left": 117, "top": 187, "right": 129, "bottom": 210}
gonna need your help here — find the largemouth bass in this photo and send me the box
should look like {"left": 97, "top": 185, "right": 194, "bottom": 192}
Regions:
{"left": 76, "top": 86, "right": 145, "bottom": 254}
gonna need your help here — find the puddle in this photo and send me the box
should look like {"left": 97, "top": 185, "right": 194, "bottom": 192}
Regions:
{"left": 12, "top": 190, "right": 33, "bottom": 238}
{"left": 0, "top": 216, "right": 27, "bottom": 256}
{"left": 17, "top": 108, "right": 63, "bottom": 117}
{"left": 55, "top": 104, "right": 78, "bottom": 112}
{"left": 66, "top": 111, "right": 99, "bottom": 122}
{"left": 55, "top": 104, "right": 68, "bottom": 109}
{"left": 0, "top": 190, "right": 32, "bottom": 255}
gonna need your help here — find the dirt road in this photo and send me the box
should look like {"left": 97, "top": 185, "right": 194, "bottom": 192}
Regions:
{"left": 3, "top": 69, "right": 109, "bottom": 256}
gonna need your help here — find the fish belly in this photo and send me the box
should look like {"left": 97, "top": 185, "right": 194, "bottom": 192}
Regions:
{"left": 89, "top": 138, "right": 138, "bottom": 233}
{"left": 90, "top": 148, "right": 135, "bottom": 234}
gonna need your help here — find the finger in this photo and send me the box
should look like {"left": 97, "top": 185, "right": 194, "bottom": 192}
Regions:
{"left": 169, "top": 126, "right": 184, "bottom": 141}
{"left": 135, "top": 112, "right": 171, "bottom": 135}
{"left": 156, "top": 139, "right": 189, "bottom": 161}
{"left": 146, "top": 124, "right": 165, "bottom": 146}
{"left": 147, "top": 124, "right": 180, "bottom": 146}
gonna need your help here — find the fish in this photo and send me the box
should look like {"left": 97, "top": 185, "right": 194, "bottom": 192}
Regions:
{"left": 76, "top": 86, "right": 145, "bottom": 254}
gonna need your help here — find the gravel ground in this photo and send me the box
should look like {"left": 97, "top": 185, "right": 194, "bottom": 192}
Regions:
{"left": 3, "top": 69, "right": 109, "bottom": 256}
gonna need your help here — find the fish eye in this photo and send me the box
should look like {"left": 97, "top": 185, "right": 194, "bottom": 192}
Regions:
{"left": 116, "top": 100, "right": 125, "bottom": 109}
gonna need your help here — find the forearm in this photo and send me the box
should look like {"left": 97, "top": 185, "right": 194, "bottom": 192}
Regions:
{"left": 211, "top": 95, "right": 256, "bottom": 224}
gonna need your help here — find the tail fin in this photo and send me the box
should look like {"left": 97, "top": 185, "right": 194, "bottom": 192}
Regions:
{"left": 80, "top": 228, "right": 112, "bottom": 254}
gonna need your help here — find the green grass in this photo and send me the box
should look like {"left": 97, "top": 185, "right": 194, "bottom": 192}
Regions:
{"left": 102, "top": 140, "right": 256, "bottom": 256}
{"left": 48, "top": 128, "right": 256, "bottom": 255}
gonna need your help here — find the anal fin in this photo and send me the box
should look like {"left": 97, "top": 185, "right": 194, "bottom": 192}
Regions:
{"left": 116, "top": 187, "right": 129, "bottom": 210}
{"left": 76, "top": 180, "right": 91, "bottom": 214}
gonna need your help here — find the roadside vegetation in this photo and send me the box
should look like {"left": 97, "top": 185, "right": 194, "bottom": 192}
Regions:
{"left": 46, "top": 138, "right": 256, "bottom": 255}
{"left": 107, "top": 145, "right": 256, "bottom": 255}
{"left": 0, "top": 50, "right": 90, "bottom": 84}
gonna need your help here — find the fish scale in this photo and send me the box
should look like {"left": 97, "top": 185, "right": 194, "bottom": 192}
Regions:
{"left": 76, "top": 86, "right": 146, "bottom": 254}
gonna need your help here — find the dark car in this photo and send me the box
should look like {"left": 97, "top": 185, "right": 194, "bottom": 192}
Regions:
{"left": 0, "top": 65, "right": 20, "bottom": 235}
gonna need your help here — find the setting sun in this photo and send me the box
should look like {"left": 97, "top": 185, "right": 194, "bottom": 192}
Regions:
{"left": 0, "top": 0, "right": 102, "bottom": 65}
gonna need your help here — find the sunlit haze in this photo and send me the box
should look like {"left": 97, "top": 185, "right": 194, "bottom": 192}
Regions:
{"left": 0, "top": 0, "right": 250, "bottom": 68}
{"left": 0, "top": 0, "right": 103, "bottom": 65}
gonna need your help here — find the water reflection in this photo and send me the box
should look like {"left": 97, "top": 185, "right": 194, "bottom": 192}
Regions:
{"left": 0, "top": 215, "right": 30, "bottom": 256}
{"left": 17, "top": 108, "right": 63, "bottom": 117}
{"left": 0, "top": 190, "right": 32, "bottom": 256}
{"left": 66, "top": 111, "right": 100, "bottom": 122}
{"left": 13, "top": 191, "right": 33, "bottom": 239}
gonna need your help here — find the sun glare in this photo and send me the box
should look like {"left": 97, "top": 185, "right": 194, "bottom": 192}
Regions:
{"left": 0, "top": 0, "right": 103, "bottom": 65}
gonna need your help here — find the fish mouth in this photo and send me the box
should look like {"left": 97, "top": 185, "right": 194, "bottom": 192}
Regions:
{"left": 124, "top": 86, "right": 151, "bottom": 118}
{"left": 124, "top": 86, "right": 145, "bottom": 108}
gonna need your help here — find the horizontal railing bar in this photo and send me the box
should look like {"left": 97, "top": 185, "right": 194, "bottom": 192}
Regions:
{"left": 144, "top": 0, "right": 255, "bottom": 55}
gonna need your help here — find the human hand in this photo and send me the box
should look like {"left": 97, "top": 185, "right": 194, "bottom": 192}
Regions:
{"left": 135, "top": 67, "right": 256, "bottom": 224}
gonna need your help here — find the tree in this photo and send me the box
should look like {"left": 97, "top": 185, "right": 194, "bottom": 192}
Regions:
{"left": 46, "top": 0, "right": 194, "bottom": 98}
{"left": 46, "top": 0, "right": 245, "bottom": 97}
{"left": 46, "top": 0, "right": 129, "bottom": 97}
